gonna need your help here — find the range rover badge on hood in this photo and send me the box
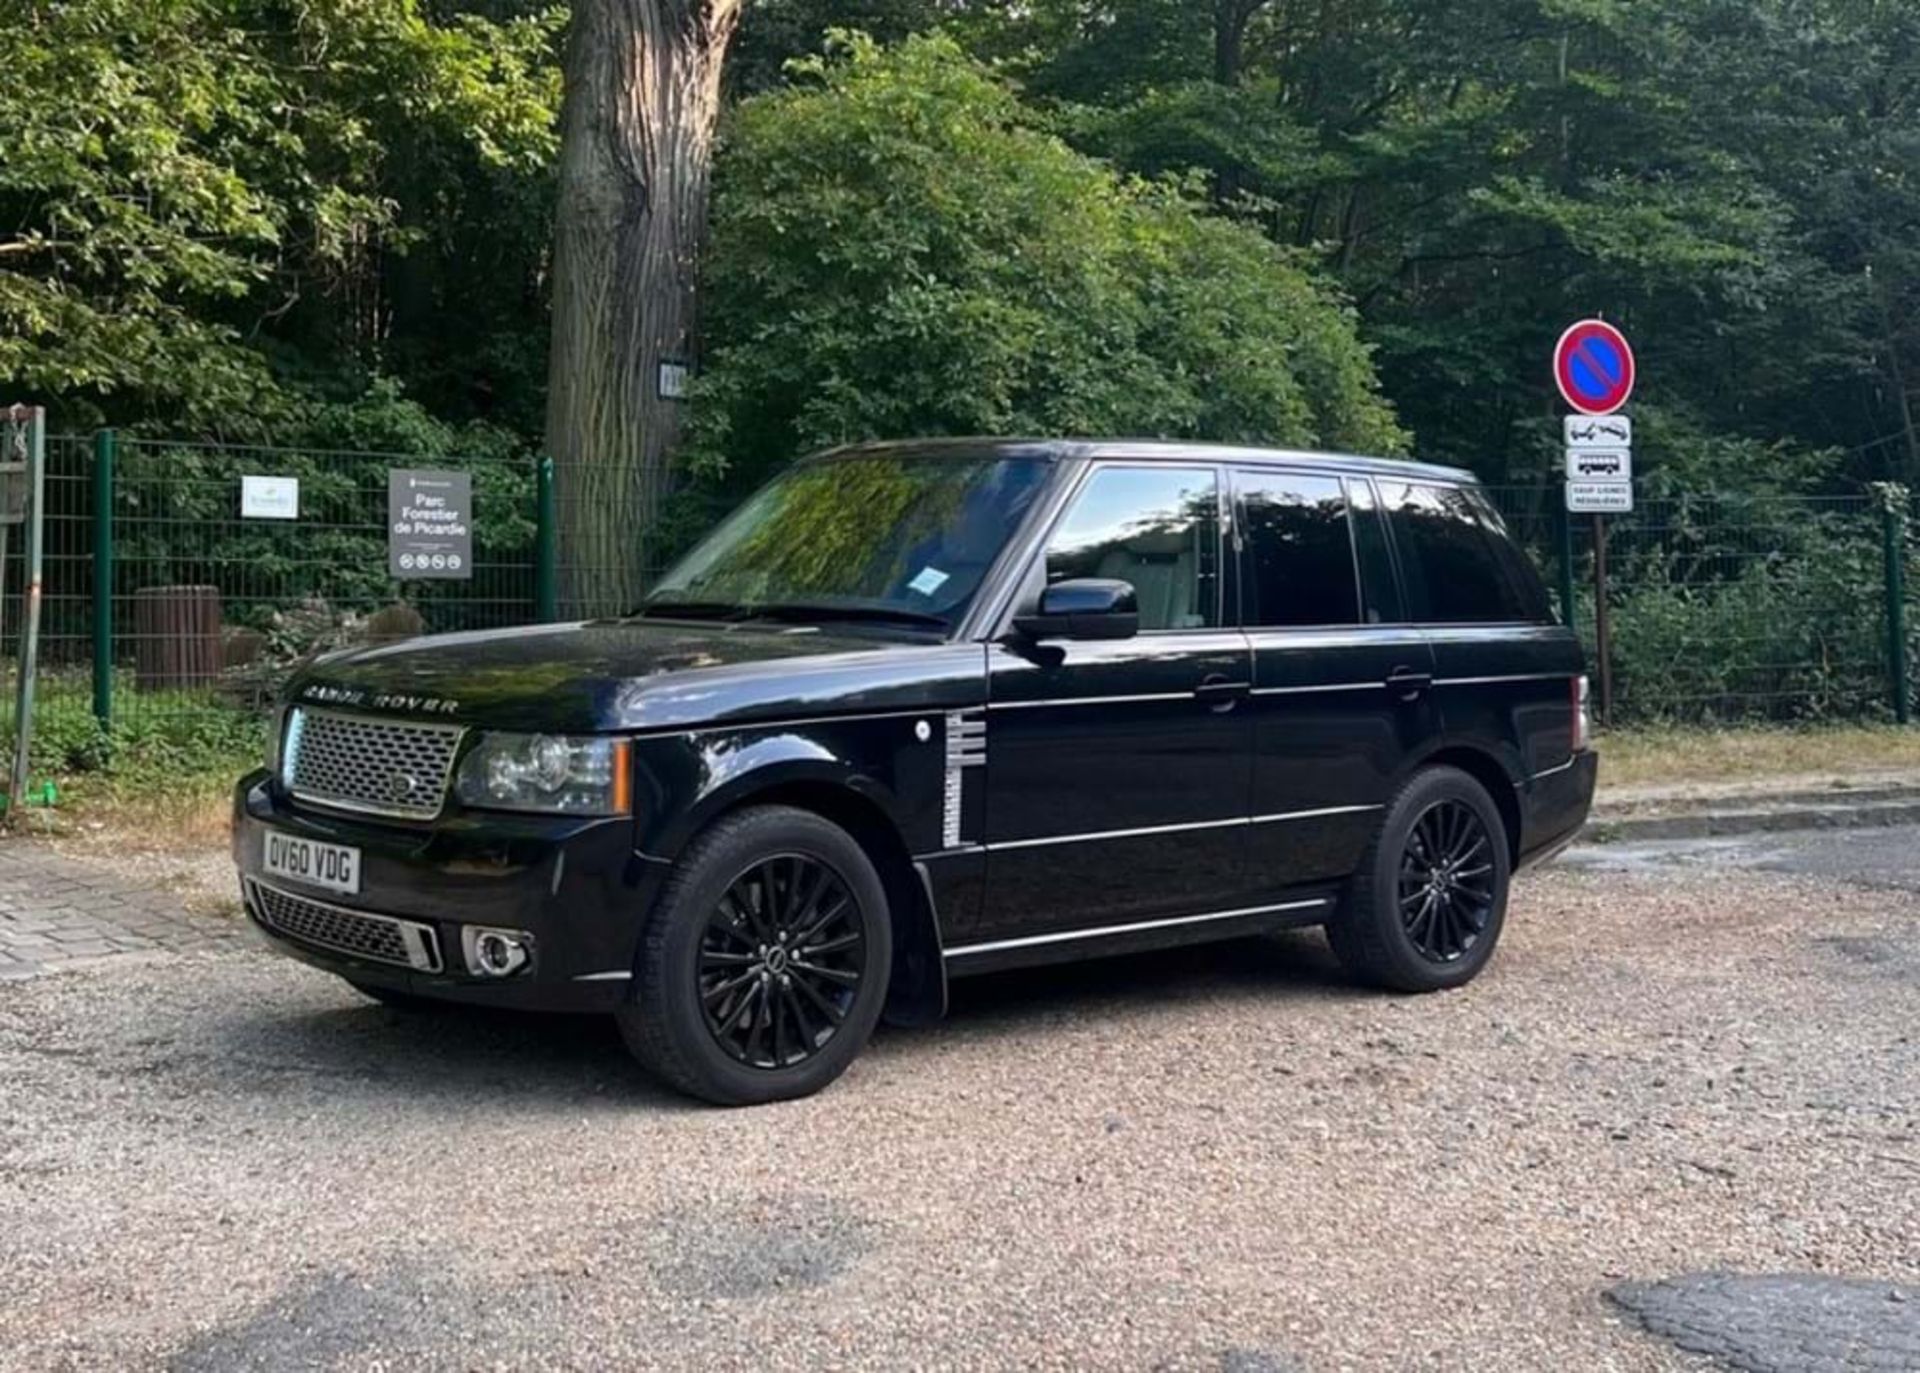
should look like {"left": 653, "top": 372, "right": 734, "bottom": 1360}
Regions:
{"left": 300, "top": 683, "right": 461, "bottom": 715}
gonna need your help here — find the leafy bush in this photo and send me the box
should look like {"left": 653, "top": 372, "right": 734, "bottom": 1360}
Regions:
{"left": 0, "top": 687, "right": 264, "bottom": 787}
{"left": 686, "top": 32, "right": 1405, "bottom": 504}
{"left": 1589, "top": 495, "right": 1897, "bottom": 723}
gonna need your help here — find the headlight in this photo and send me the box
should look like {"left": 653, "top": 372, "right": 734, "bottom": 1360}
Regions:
{"left": 454, "top": 733, "right": 632, "bottom": 816}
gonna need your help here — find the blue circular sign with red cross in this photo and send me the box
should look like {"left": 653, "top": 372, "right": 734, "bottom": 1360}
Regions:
{"left": 1553, "top": 319, "right": 1636, "bottom": 416}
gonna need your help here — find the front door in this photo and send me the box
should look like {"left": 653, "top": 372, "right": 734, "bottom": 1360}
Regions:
{"left": 973, "top": 463, "right": 1256, "bottom": 943}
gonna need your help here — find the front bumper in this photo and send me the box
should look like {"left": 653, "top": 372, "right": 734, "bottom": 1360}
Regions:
{"left": 232, "top": 770, "right": 668, "bottom": 1012}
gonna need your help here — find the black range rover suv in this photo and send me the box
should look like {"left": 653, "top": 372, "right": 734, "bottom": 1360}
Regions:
{"left": 234, "top": 439, "right": 1596, "bottom": 1104}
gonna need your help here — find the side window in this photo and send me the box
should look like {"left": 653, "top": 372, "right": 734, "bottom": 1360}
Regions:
{"left": 1236, "top": 471, "right": 1360, "bottom": 627}
{"left": 1046, "top": 466, "right": 1220, "bottom": 631}
{"left": 1381, "top": 481, "right": 1536, "bottom": 624}
{"left": 1463, "top": 489, "right": 1554, "bottom": 623}
{"left": 1348, "top": 479, "right": 1403, "bottom": 625}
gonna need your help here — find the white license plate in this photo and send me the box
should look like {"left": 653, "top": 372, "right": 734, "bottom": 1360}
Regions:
{"left": 263, "top": 831, "right": 362, "bottom": 896}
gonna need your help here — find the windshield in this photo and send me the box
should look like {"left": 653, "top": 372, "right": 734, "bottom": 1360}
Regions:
{"left": 642, "top": 453, "right": 1051, "bottom": 631}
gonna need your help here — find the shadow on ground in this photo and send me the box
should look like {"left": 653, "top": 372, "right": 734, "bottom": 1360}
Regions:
{"left": 176, "top": 927, "right": 1357, "bottom": 1109}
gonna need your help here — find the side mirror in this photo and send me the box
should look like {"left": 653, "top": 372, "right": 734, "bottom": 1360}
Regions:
{"left": 1013, "top": 578, "right": 1139, "bottom": 642}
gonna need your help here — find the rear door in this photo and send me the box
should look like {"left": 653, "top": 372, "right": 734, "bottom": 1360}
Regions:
{"left": 1376, "top": 480, "right": 1577, "bottom": 779}
{"left": 1236, "top": 467, "right": 1441, "bottom": 895}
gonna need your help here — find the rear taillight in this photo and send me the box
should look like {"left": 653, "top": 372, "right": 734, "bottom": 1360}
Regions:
{"left": 1572, "top": 675, "right": 1592, "bottom": 752}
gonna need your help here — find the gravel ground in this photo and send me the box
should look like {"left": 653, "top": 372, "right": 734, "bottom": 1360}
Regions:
{"left": 1, "top": 858, "right": 1915, "bottom": 1371}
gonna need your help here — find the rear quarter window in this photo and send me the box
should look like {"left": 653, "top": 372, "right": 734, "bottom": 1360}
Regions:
{"left": 1381, "top": 481, "right": 1549, "bottom": 624}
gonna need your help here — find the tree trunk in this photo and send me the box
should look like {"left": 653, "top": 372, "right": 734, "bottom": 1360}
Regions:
{"left": 545, "top": 0, "right": 742, "bottom": 616}
{"left": 1213, "top": 0, "right": 1250, "bottom": 86}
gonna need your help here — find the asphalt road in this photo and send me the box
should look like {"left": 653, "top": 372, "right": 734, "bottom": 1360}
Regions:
{"left": 2, "top": 828, "right": 1916, "bottom": 1370}
{"left": 1562, "top": 821, "right": 1920, "bottom": 892}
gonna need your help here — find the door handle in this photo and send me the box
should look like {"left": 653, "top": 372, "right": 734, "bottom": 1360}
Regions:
{"left": 1386, "top": 666, "right": 1433, "bottom": 702}
{"left": 1195, "top": 675, "right": 1251, "bottom": 712}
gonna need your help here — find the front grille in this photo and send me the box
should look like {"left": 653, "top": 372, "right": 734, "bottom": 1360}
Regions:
{"left": 285, "top": 708, "right": 464, "bottom": 820}
{"left": 247, "top": 879, "right": 442, "bottom": 971}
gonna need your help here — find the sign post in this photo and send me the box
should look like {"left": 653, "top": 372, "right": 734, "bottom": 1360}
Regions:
{"left": 4, "top": 405, "right": 45, "bottom": 818}
{"left": 1554, "top": 319, "right": 1636, "bottom": 726}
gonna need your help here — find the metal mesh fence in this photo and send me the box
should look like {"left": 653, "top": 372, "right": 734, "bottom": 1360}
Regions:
{"left": 8, "top": 438, "right": 655, "bottom": 741}
{"left": 0, "top": 440, "right": 1911, "bottom": 747}
{"left": 1487, "top": 486, "right": 1913, "bottom": 724}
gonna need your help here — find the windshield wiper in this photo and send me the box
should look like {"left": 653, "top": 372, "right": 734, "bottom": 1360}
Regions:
{"left": 750, "top": 602, "right": 949, "bottom": 629}
{"left": 627, "top": 599, "right": 752, "bottom": 622}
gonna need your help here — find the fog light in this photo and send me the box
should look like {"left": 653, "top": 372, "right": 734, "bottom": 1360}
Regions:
{"left": 462, "top": 926, "right": 532, "bottom": 978}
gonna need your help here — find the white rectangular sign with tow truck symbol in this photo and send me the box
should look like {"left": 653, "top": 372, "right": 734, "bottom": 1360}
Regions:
{"left": 1566, "top": 414, "right": 1633, "bottom": 448}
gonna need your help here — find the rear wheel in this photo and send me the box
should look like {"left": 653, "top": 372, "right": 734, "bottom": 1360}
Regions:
{"left": 1326, "top": 766, "right": 1511, "bottom": 992}
{"left": 617, "top": 806, "right": 891, "bottom": 1105}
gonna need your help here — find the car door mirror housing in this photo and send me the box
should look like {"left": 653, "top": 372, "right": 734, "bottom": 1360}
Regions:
{"left": 1013, "top": 578, "right": 1140, "bottom": 641}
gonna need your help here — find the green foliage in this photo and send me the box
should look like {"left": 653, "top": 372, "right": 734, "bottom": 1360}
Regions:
{"left": 688, "top": 33, "right": 1404, "bottom": 499}
{"left": 0, "top": 0, "right": 562, "bottom": 432}
{"left": 1601, "top": 517, "right": 1893, "bottom": 723}
{"left": 2, "top": 685, "right": 264, "bottom": 782}
{"left": 915, "top": 0, "right": 1920, "bottom": 491}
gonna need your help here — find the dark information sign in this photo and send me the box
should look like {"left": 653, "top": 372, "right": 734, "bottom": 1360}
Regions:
{"left": 388, "top": 469, "right": 473, "bottom": 579}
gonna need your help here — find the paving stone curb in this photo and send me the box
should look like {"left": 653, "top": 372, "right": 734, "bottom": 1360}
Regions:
{"left": 1582, "top": 794, "right": 1920, "bottom": 845}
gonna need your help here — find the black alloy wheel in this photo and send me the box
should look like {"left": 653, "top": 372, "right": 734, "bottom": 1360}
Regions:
{"left": 1396, "top": 799, "right": 1497, "bottom": 964}
{"left": 1324, "top": 765, "right": 1511, "bottom": 993}
{"left": 698, "top": 854, "right": 866, "bottom": 1070}
{"left": 617, "top": 805, "right": 892, "bottom": 1106}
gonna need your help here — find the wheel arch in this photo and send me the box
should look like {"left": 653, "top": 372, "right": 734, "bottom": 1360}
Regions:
{"left": 677, "top": 774, "right": 948, "bottom": 1027}
{"left": 1408, "top": 743, "right": 1524, "bottom": 867}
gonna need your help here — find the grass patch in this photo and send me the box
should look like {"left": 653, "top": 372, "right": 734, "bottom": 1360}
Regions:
{"left": 1598, "top": 724, "right": 1920, "bottom": 790}
{"left": 2, "top": 690, "right": 262, "bottom": 847}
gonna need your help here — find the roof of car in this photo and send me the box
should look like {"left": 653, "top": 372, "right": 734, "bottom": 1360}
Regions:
{"left": 817, "top": 437, "right": 1478, "bottom": 484}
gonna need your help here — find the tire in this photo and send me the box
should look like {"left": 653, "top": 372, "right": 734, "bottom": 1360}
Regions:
{"left": 348, "top": 980, "right": 438, "bottom": 1011}
{"left": 1325, "top": 765, "right": 1512, "bottom": 993}
{"left": 617, "top": 805, "right": 893, "bottom": 1106}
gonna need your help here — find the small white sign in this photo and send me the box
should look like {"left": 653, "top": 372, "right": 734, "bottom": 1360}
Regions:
{"left": 1566, "top": 414, "right": 1632, "bottom": 448}
{"left": 241, "top": 475, "right": 299, "bottom": 520}
{"left": 658, "top": 360, "right": 690, "bottom": 400}
{"left": 1566, "top": 447, "right": 1633, "bottom": 482}
{"left": 1567, "top": 481, "right": 1634, "bottom": 514}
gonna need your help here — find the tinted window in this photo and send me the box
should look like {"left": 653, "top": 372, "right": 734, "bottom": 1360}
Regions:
{"left": 1237, "top": 472, "right": 1360, "bottom": 627}
{"left": 1382, "top": 481, "right": 1537, "bottom": 623}
{"left": 1464, "top": 489, "right": 1554, "bottom": 622}
{"left": 1047, "top": 467, "right": 1220, "bottom": 631}
{"left": 1348, "top": 479, "right": 1403, "bottom": 624}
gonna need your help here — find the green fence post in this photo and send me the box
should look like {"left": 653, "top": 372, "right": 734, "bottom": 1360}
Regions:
{"left": 91, "top": 429, "right": 115, "bottom": 729}
{"left": 1886, "top": 490, "right": 1910, "bottom": 725}
{"left": 1558, "top": 502, "right": 1579, "bottom": 634}
{"left": 535, "top": 456, "right": 558, "bottom": 623}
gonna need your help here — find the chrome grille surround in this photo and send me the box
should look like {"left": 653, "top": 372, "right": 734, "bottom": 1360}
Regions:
{"left": 246, "top": 878, "right": 442, "bottom": 972}
{"left": 284, "top": 707, "right": 465, "bottom": 820}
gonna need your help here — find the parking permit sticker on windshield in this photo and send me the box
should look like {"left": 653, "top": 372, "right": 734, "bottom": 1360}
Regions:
{"left": 907, "top": 566, "right": 951, "bottom": 597}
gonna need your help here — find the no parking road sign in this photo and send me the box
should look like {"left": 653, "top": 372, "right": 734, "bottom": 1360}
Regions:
{"left": 1554, "top": 319, "right": 1636, "bottom": 416}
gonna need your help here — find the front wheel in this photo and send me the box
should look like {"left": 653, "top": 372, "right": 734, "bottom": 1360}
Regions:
{"left": 617, "top": 806, "right": 892, "bottom": 1106}
{"left": 1326, "top": 766, "right": 1512, "bottom": 993}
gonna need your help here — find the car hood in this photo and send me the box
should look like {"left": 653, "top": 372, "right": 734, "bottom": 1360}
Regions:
{"left": 285, "top": 619, "right": 986, "bottom": 733}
